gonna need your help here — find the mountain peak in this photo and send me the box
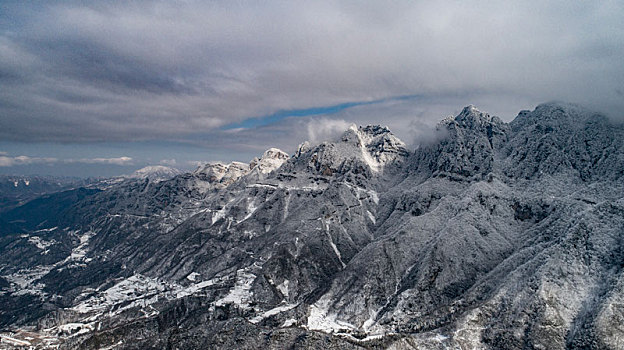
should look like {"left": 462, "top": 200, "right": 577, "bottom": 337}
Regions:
{"left": 261, "top": 148, "right": 289, "bottom": 161}
{"left": 194, "top": 161, "right": 249, "bottom": 185}
{"left": 454, "top": 105, "right": 502, "bottom": 127}
{"left": 339, "top": 124, "right": 408, "bottom": 172}
{"left": 341, "top": 124, "right": 396, "bottom": 146}
{"left": 249, "top": 147, "right": 289, "bottom": 175}
{"left": 505, "top": 102, "right": 621, "bottom": 181}
{"left": 128, "top": 165, "right": 182, "bottom": 181}
{"left": 343, "top": 124, "right": 391, "bottom": 138}
{"left": 358, "top": 124, "right": 392, "bottom": 136}
{"left": 511, "top": 101, "right": 606, "bottom": 131}
{"left": 458, "top": 104, "right": 481, "bottom": 116}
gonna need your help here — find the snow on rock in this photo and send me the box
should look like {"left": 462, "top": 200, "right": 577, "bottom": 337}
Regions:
{"left": 194, "top": 161, "right": 249, "bottom": 187}
{"left": 307, "top": 295, "right": 356, "bottom": 333}
{"left": 214, "top": 268, "right": 256, "bottom": 309}
{"left": 343, "top": 124, "right": 409, "bottom": 172}
{"left": 186, "top": 272, "right": 200, "bottom": 282}
{"left": 27, "top": 236, "right": 56, "bottom": 253}
{"left": 281, "top": 318, "right": 298, "bottom": 328}
{"left": 61, "top": 230, "right": 96, "bottom": 265}
{"left": 277, "top": 279, "right": 290, "bottom": 297}
{"left": 0, "top": 334, "right": 31, "bottom": 347}
{"left": 192, "top": 162, "right": 246, "bottom": 192}
{"left": 72, "top": 274, "right": 168, "bottom": 314}
{"left": 127, "top": 166, "right": 182, "bottom": 182}
{"left": 3, "top": 266, "right": 51, "bottom": 296}
{"left": 366, "top": 210, "right": 376, "bottom": 224}
{"left": 55, "top": 323, "right": 95, "bottom": 337}
{"left": 249, "top": 303, "right": 298, "bottom": 324}
{"left": 248, "top": 148, "right": 289, "bottom": 177}
{"left": 283, "top": 124, "right": 408, "bottom": 180}
{"left": 173, "top": 278, "right": 222, "bottom": 299}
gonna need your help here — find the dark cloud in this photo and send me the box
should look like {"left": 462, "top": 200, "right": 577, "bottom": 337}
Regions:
{"left": 0, "top": 0, "right": 622, "bottom": 147}
{"left": 35, "top": 38, "right": 197, "bottom": 95}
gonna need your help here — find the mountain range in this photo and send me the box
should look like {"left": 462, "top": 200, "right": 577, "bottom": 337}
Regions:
{"left": 0, "top": 102, "right": 623, "bottom": 349}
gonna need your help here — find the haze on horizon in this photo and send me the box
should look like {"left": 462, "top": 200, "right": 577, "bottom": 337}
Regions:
{"left": 1, "top": 1, "right": 622, "bottom": 177}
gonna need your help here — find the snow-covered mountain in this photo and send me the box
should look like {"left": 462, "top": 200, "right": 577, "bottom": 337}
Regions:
{"left": 126, "top": 165, "right": 183, "bottom": 182}
{"left": 0, "top": 102, "right": 623, "bottom": 349}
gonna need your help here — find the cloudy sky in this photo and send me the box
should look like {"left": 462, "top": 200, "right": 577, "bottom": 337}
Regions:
{"left": 1, "top": 1, "right": 623, "bottom": 177}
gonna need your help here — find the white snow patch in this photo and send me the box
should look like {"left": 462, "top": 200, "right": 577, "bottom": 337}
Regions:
{"left": 277, "top": 280, "right": 290, "bottom": 297}
{"left": 307, "top": 295, "right": 394, "bottom": 341}
{"left": 366, "top": 210, "right": 376, "bottom": 224}
{"left": 28, "top": 236, "right": 56, "bottom": 253}
{"left": 214, "top": 269, "right": 256, "bottom": 309}
{"left": 1, "top": 334, "right": 31, "bottom": 346}
{"left": 433, "top": 334, "right": 449, "bottom": 342}
{"left": 72, "top": 274, "right": 168, "bottom": 314}
{"left": 322, "top": 219, "right": 345, "bottom": 268}
{"left": 283, "top": 192, "right": 291, "bottom": 221}
{"left": 362, "top": 318, "right": 376, "bottom": 330}
{"left": 56, "top": 323, "right": 94, "bottom": 336}
{"left": 369, "top": 191, "right": 379, "bottom": 204}
{"left": 350, "top": 124, "right": 387, "bottom": 173}
{"left": 249, "top": 303, "right": 298, "bottom": 324}
{"left": 307, "top": 296, "right": 356, "bottom": 333}
{"left": 342, "top": 182, "right": 379, "bottom": 205}
{"left": 360, "top": 146, "right": 381, "bottom": 172}
{"left": 186, "top": 272, "right": 200, "bottom": 282}
{"left": 174, "top": 278, "right": 222, "bottom": 299}
{"left": 238, "top": 199, "right": 258, "bottom": 223}
{"left": 211, "top": 207, "right": 227, "bottom": 225}
{"left": 97, "top": 340, "right": 124, "bottom": 350}
{"left": 281, "top": 318, "right": 297, "bottom": 328}
{"left": 63, "top": 231, "right": 96, "bottom": 263}
{"left": 246, "top": 183, "right": 278, "bottom": 189}
{"left": 212, "top": 199, "right": 236, "bottom": 225}
{"left": 33, "top": 227, "right": 58, "bottom": 233}
{"left": 3, "top": 266, "right": 51, "bottom": 296}
{"left": 250, "top": 148, "right": 289, "bottom": 174}
{"left": 243, "top": 230, "right": 258, "bottom": 239}
{"left": 69, "top": 273, "right": 232, "bottom": 321}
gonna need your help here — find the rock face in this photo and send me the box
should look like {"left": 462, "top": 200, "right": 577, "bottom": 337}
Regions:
{"left": 1, "top": 102, "right": 623, "bottom": 349}
{"left": 194, "top": 161, "right": 250, "bottom": 188}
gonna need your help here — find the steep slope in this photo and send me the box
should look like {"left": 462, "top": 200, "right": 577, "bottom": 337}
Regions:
{"left": 302, "top": 104, "right": 624, "bottom": 349}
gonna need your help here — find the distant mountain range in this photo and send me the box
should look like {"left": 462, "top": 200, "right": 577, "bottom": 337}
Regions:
{"left": 125, "top": 165, "right": 183, "bottom": 182}
{"left": 0, "top": 166, "right": 183, "bottom": 214}
{"left": 0, "top": 102, "right": 623, "bottom": 349}
{"left": 0, "top": 176, "right": 94, "bottom": 213}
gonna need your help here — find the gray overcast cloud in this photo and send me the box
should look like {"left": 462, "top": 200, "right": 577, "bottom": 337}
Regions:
{"left": 0, "top": 1, "right": 623, "bottom": 175}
